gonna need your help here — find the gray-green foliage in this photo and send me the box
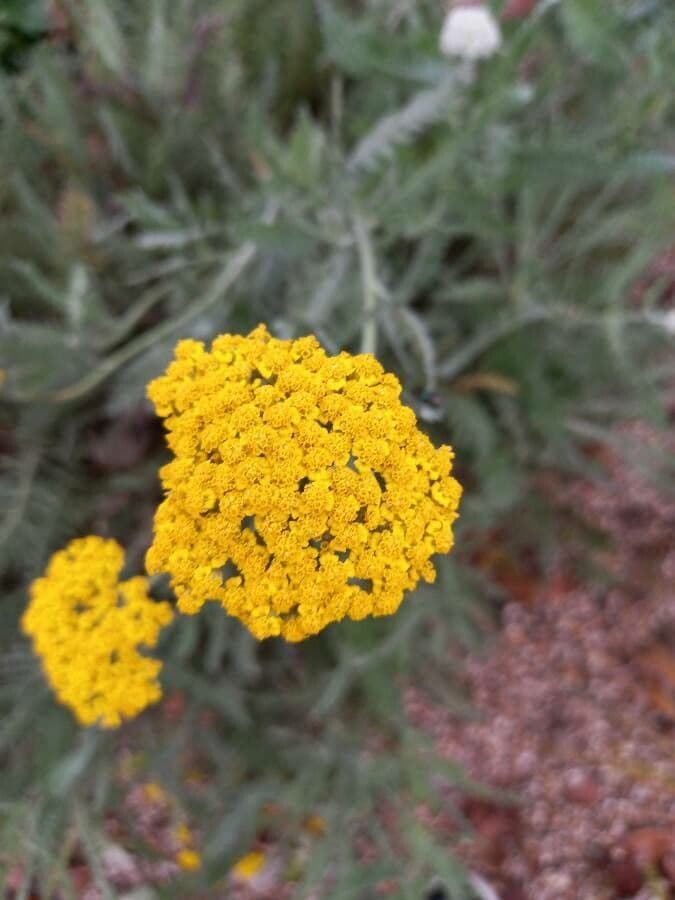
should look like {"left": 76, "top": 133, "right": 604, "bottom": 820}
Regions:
{"left": 1, "top": 0, "right": 674, "bottom": 895}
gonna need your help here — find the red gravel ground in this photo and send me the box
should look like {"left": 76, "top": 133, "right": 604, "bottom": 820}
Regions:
{"left": 407, "top": 421, "right": 675, "bottom": 900}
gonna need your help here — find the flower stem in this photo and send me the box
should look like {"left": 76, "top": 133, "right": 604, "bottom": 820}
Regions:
{"left": 353, "top": 212, "right": 378, "bottom": 356}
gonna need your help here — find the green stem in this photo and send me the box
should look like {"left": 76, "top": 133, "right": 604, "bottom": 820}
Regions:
{"left": 353, "top": 212, "right": 378, "bottom": 356}
{"left": 0, "top": 445, "right": 40, "bottom": 551}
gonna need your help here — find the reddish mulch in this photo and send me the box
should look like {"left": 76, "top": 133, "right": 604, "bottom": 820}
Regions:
{"left": 407, "top": 421, "right": 675, "bottom": 900}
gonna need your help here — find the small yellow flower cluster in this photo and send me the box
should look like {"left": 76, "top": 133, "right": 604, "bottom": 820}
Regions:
{"left": 146, "top": 325, "right": 462, "bottom": 641}
{"left": 175, "top": 823, "right": 202, "bottom": 871}
{"left": 177, "top": 848, "right": 201, "bottom": 871}
{"left": 303, "top": 814, "right": 326, "bottom": 836}
{"left": 22, "top": 537, "right": 173, "bottom": 728}
{"left": 142, "top": 780, "right": 169, "bottom": 803}
{"left": 232, "top": 850, "right": 266, "bottom": 880}
{"left": 137, "top": 782, "right": 202, "bottom": 870}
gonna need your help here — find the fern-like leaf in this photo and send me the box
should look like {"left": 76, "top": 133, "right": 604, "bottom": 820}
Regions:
{"left": 348, "top": 78, "right": 456, "bottom": 175}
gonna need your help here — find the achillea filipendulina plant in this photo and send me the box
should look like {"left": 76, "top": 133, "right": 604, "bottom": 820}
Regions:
{"left": 146, "top": 325, "right": 462, "bottom": 641}
{"left": 22, "top": 537, "right": 173, "bottom": 728}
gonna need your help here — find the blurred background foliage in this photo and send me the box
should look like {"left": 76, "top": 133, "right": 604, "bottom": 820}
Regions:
{"left": 0, "top": 0, "right": 674, "bottom": 896}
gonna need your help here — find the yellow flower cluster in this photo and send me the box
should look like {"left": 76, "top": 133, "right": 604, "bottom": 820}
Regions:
{"left": 22, "top": 537, "right": 173, "bottom": 728}
{"left": 146, "top": 325, "right": 462, "bottom": 641}
{"left": 175, "top": 823, "right": 202, "bottom": 871}
{"left": 232, "top": 851, "right": 266, "bottom": 880}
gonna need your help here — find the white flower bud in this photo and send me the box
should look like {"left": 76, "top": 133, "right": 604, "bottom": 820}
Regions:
{"left": 439, "top": 5, "right": 502, "bottom": 62}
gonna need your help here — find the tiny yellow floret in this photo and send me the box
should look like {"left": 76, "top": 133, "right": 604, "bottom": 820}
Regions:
{"left": 146, "top": 325, "right": 462, "bottom": 641}
{"left": 177, "top": 849, "right": 202, "bottom": 871}
{"left": 304, "top": 814, "right": 326, "bottom": 836}
{"left": 232, "top": 850, "right": 266, "bottom": 880}
{"left": 143, "top": 781, "right": 169, "bottom": 803}
{"left": 174, "top": 822, "right": 192, "bottom": 845}
{"left": 22, "top": 537, "right": 174, "bottom": 728}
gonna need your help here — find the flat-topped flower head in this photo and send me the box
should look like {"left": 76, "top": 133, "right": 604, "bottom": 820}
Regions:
{"left": 146, "top": 325, "right": 462, "bottom": 641}
{"left": 22, "top": 537, "right": 174, "bottom": 728}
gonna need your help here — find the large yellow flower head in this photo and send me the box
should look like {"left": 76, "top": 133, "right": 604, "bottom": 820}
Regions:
{"left": 22, "top": 537, "right": 174, "bottom": 728}
{"left": 146, "top": 325, "right": 462, "bottom": 642}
